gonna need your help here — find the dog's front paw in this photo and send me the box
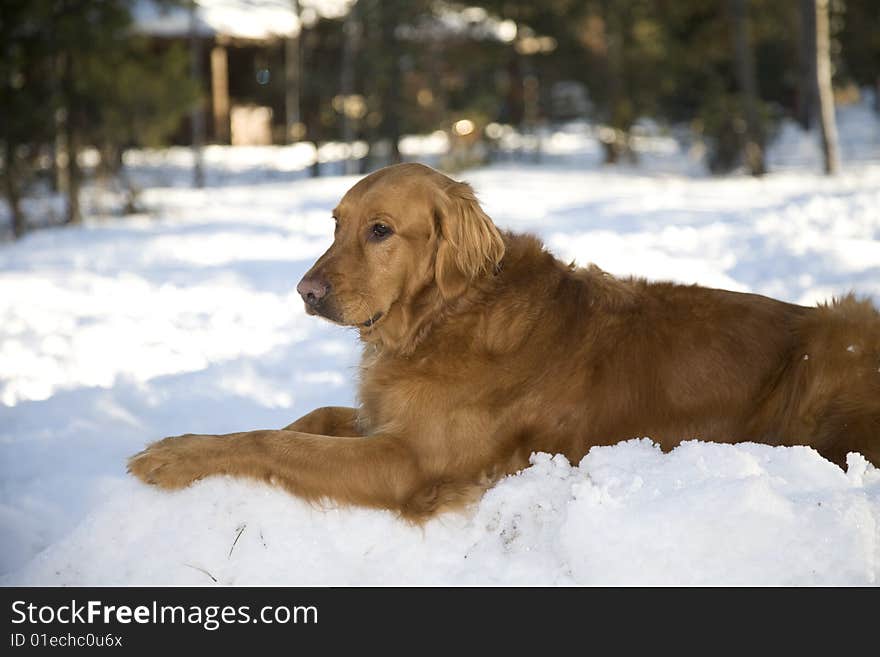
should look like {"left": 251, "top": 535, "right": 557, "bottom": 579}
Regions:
{"left": 127, "top": 434, "right": 214, "bottom": 490}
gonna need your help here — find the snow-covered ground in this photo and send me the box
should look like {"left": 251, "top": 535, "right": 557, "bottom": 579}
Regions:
{"left": 2, "top": 102, "right": 879, "bottom": 585}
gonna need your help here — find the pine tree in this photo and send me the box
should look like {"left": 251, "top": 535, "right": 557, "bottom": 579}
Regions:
{"left": 0, "top": 1, "right": 57, "bottom": 237}
{"left": 1, "top": 1, "right": 199, "bottom": 237}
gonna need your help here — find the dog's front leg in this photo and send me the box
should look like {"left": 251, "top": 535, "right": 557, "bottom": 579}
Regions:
{"left": 282, "top": 406, "right": 362, "bottom": 436}
{"left": 127, "top": 430, "right": 420, "bottom": 512}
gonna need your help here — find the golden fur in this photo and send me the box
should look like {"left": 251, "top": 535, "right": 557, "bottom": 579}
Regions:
{"left": 129, "top": 163, "right": 880, "bottom": 520}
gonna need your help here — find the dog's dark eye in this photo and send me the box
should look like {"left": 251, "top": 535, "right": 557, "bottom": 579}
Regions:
{"left": 370, "top": 223, "right": 393, "bottom": 240}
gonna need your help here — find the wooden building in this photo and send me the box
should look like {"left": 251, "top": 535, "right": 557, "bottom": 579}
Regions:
{"left": 132, "top": 0, "right": 346, "bottom": 145}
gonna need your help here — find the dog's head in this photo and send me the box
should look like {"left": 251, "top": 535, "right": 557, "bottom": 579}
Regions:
{"left": 297, "top": 163, "right": 505, "bottom": 334}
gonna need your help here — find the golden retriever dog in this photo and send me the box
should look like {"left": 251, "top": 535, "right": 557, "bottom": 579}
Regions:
{"left": 129, "top": 163, "right": 880, "bottom": 520}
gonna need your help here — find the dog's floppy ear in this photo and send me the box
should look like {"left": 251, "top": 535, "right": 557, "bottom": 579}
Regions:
{"left": 434, "top": 181, "right": 505, "bottom": 300}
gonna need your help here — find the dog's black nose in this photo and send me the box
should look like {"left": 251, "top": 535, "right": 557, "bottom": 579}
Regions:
{"left": 297, "top": 276, "right": 331, "bottom": 307}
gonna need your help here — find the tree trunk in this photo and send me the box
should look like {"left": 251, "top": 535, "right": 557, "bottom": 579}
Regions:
{"left": 379, "top": 0, "right": 401, "bottom": 166}
{"left": 189, "top": 1, "right": 205, "bottom": 188}
{"left": 600, "top": 2, "right": 634, "bottom": 165}
{"left": 813, "top": 0, "right": 840, "bottom": 174}
{"left": 3, "top": 141, "right": 26, "bottom": 238}
{"left": 796, "top": 0, "right": 817, "bottom": 130}
{"left": 62, "top": 116, "right": 81, "bottom": 225}
{"left": 728, "top": 0, "right": 765, "bottom": 176}
{"left": 339, "top": 6, "right": 360, "bottom": 175}
{"left": 284, "top": 0, "right": 302, "bottom": 143}
{"left": 59, "top": 53, "right": 81, "bottom": 226}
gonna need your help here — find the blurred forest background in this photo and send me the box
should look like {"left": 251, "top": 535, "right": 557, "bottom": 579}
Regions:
{"left": 1, "top": 0, "right": 878, "bottom": 240}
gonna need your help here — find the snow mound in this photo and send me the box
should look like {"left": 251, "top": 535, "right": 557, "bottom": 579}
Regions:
{"left": 6, "top": 440, "right": 878, "bottom": 586}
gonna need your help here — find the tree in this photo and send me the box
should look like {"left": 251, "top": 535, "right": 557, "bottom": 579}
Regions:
{"left": 1, "top": 1, "right": 198, "bottom": 237}
{"left": 796, "top": 0, "right": 817, "bottom": 129}
{"left": 728, "top": 0, "right": 766, "bottom": 176}
{"left": 339, "top": 3, "right": 362, "bottom": 174}
{"left": 0, "top": 1, "right": 57, "bottom": 237}
{"left": 285, "top": 0, "right": 303, "bottom": 143}
{"left": 835, "top": 0, "right": 880, "bottom": 112}
{"left": 599, "top": 0, "right": 631, "bottom": 163}
{"left": 811, "top": 0, "right": 841, "bottom": 174}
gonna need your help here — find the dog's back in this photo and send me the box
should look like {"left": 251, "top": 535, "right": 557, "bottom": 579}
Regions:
{"left": 416, "top": 233, "right": 880, "bottom": 469}
{"left": 361, "top": 232, "right": 879, "bottom": 477}
{"left": 558, "top": 252, "right": 880, "bottom": 468}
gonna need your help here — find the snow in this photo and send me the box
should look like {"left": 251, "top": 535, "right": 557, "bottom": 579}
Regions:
{"left": 1, "top": 100, "right": 879, "bottom": 585}
{"left": 132, "top": 0, "right": 354, "bottom": 40}
{"left": 397, "top": 5, "right": 519, "bottom": 43}
{"left": 8, "top": 442, "right": 880, "bottom": 586}
{"left": 131, "top": 0, "right": 515, "bottom": 42}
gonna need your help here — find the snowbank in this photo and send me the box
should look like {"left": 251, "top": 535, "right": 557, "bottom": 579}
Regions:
{"left": 5, "top": 441, "right": 878, "bottom": 586}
